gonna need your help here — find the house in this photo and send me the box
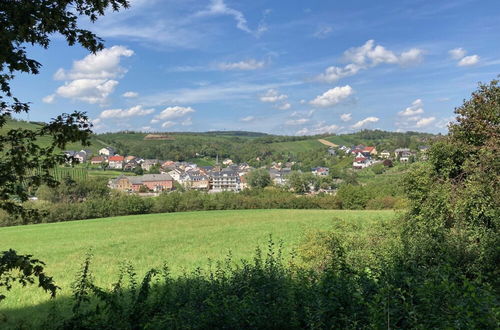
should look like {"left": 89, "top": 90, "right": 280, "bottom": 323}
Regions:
{"left": 353, "top": 157, "right": 370, "bottom": 169}
{"left": 209, "top": 168, "right": 240, "bottom": 191}
{"left": 380, "top": 150, "right": 391, "bottom": 159}
{"left": 167, "top": 168, "right": 183, "bottom": 181}
{"left": 108, "top": 155, "right": 125, "bottom": 169}
{"left": 123, "top": 159, "right": 139, "bottom": 171}
{"left": 418, "top": 146, "right": 430, "bottom": 161}
{"left": 139, "top": 174, "right": 174, "bottom": 191}
{"left": 269, "top": 167, "right": 292, "bottom": 186}
{"left": 99, "top": 147, "right": 116, "bottom": 156}
{"left": 91, "top": 156, "right": 105, "bottom": 165}
{"left": 327, "top": 148, "right": 336, "bottom": 156}
{"left": 399, "top": 151, "right": 415, "bottom": 163}
{"left": 141, "top": 159, "right": 160, "bottom": 171}
{"left": 109, "top": 174, "right": 174, "bottom": 192}
{"left": 124, "top": 155, "right": 136, "bottom": 163}
{"left": 394, "top": 148, "right": 411, "bottom": 158}
{"left": 182, "top": 171, "right": 210, "bottom": 190}
{"left": 222, "top": 159, "right": 233, "bottom": 165}
{"left": 74, "top": 151, "right": 88, "bottom": 163}
{"left": 312, "top": 167, "right": 329, "bottom": 176}
{"left": 362, "top": 146, "right": 377, "bottom": 156}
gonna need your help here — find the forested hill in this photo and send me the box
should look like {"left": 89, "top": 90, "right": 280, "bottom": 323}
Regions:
{"left": 2, "top": 119, "right": 437, "bottom": 165}
{"left": 96, "top": 129, "right": 437, "bottom": 165}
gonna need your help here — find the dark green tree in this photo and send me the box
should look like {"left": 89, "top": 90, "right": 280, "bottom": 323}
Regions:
{"left": 247, "top": 168, "right": 271, "bottom": 189}
{"left": 0, "top": 0, "right": 129, "bottom": 301}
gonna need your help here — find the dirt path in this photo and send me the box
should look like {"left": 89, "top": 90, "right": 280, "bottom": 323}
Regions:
{"left": 318, "top": 139, "right": 339, "bottom": 148}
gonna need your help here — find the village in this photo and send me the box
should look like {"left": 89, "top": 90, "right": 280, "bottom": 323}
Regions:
{"left": 63, "top": 144, "right": 429, "bottom": 194}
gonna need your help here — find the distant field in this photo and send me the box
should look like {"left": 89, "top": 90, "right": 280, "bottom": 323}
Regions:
{"left": 0, "top": 209, "right": 395, "bottom": 324}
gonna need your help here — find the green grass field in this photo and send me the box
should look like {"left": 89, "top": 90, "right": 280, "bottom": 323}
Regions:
{"left": 0, "top": 209, "right": 395, "bottom": 322}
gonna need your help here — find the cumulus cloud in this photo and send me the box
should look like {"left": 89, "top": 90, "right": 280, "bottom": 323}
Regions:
{"left": 415, "top": 117, "right": 436, "bottom": 128}
{"left": 449, "top": 47, "right": 466, "bottom": 60}
{"left": 161, "top": 121, "right": 176, "bottom": 128}
{"left": 196, "top": 0, "right": 267, "bottom": 37}
{"left": 277, "top": 102, "right": 291, "bottom": 110}
{"left": 310, "top": 85, "right": 353, "bottom": 107}
{"left": 398, "top": 99, "right": 424, "bottom": 116}
{"left": 351, "top": 116, "right": 379, "bottom": 129}
{"left": 259, "top": 89, "right": 291, "bottom": 110}
{"left": 448, "top": 48, "right": 480, "bottom": 66}
{"left": 240, "top": 116, "right": 255, "bottom": 122}
{"left": 396, "top": 99, "right": 436, "bottom": 130}
{"left": 285, "top": 118, "right": 310, "bottom": 126}
{"left": 340, "top": 113, "right": 352, "bottom": 122}
{"left": 458, "top": 55, "right": 480, "bottom": 66}
{"left": 45, "top": 46, "right": 133, "bottom": 104}
{"left": 123, "top": 91, "right": 139, "bottom": 98}
{"left": 296, "top": 122, "right": 341, "bottom": 135}
{"left": 218, "top": 59, "right": 265, "bottom": 71}
{"left": 42, "top": 94, "right": 55, "bottom": 104}
{"left": 54, "top": 46, "right": 134, "bottom": 80}
{"left": 55, "top": 79, "right": 119, "bottom": 104}
{"left": 315, "top": 40, "right": 423, "bottom": 82}
{"left": 99, "top": 105, "right": 155, "bottom": 119}
{"left": 260, "top": 89, "right": 287, "bottom": 103}
{"left": 154, "top": 106, "right": 195, "bottom": 121}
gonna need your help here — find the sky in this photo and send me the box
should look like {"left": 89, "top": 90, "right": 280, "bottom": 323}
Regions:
{"left": 11, "top": 0, "right": 500, "bottom": 135}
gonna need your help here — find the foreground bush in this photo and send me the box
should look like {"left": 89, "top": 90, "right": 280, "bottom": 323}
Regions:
{"left": 30, "top": 236, "right": 497, "bottom": 330}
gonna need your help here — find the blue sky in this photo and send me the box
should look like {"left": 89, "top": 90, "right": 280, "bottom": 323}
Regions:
{"left": 12, "top": 0, "right": 500, "bottom": 135}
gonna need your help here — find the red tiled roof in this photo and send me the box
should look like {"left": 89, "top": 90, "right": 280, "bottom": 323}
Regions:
{"left": 363, "top": 146, "right": 375, "bottom": 152}
{"left": 355, "top": 157, "right": 366, "bottom": 162}
{"left": 109, "top": 156, "right": 124, "bottom": 161}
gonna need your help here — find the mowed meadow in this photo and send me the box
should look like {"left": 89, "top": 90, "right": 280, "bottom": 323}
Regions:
{"left": 0, "top": 209, "right": 395, "bottom": 322}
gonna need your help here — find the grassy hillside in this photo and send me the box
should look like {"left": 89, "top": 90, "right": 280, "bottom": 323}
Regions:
{"left": 0, "top": 119, "right": 108, "bottom": 153}
{"left": 0, "top": 209, "right": 395, "bottom": 322}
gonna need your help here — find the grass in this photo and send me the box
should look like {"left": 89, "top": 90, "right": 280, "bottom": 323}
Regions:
{"left": 0, "top": 209, "right": 395, "bottom": 321}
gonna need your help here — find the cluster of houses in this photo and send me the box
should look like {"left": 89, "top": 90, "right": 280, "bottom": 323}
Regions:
{"left": 64, "top": 143, "right": 429, "bottom": 193}
{"left": 334, "top": 144, "right": 428, "bottom": 169}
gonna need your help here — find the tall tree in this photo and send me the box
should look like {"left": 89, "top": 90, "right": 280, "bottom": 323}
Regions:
{"left": 0, "top": 0, "right": 129, "bottom": 217}
{"left": 0, "top": 0, "right": 129, "bottom": 301}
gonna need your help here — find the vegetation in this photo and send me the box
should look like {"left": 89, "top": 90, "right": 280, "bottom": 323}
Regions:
{"left": 0, "top": 209, "right": 395, "bottom": 326}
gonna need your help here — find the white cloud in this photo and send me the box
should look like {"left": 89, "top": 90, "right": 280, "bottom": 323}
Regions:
{"left": 315, "top": 40, "right": 423, "bottom": 82}
{"left": 285, "top": 118, "right": 310, "bottom": 126}
{"left": 141, "top": 126, "right": 154, "bottom": 132}
{"left": 448, "top": 48, "right": 480, "bottom": 67}
{"left": 260, "top": 89, "right": 288, "bottom": 103}
{"left": 310, "top": 85, "right": 353, "bottom": 107}
{"left": 42, "top": 94, "right": 55, "bottom": 104}
{"left": 458, "top": 55, "right": 480, "bottom": 66}
{"left": 55, "top": 79, "right": 119, "bottom": 104}
{"left": 48, "top": 46, "right": 133, "bottom": 104}
{"left": 240, "top": 116, "right": 255, "bottom": 122}
{"left": 290, "top": 110, "right": 314, "bottom": 118}
{"left": 296, "top": 122, "right": 341, "bottom": 135}
{"left": 415, "top": 116, "right": 436, "bottom": 128}
{"left": 351, "top": 116, "right": 379, "bottom": 129}
{"left": 99, "top": 105, "right": 155, "bottom": 119}
{"left": 398, "top": 99, "right": 424, "bottom": 116}
{"left": 196, "top": 0, "right": 267, "bottom": 37}
{"left": 340, "top": 113, "right": 352, "bottom": 122}
{"left": 161, "top": 121, "right": 176, "bottom": 128}
{"left": 155, "top": 106, "right": 195, "bottom": 121}
{"left": 218, "top": 59, "right": 265, "bottom": 71}
{"left": 313, "top": 25, "right": 333, "bottom": 39}
{"left": 123, "top": 91, "right": 139, "bottom": 98}
{"left": 277, "top": 102, "right": 291, "bottom": 110}
{"left": 399, "top": 48, "right": 424, "bottom": 66}
{"left": 449, "top": 47, "right": 466, "bottom": 60}
{"left": 54, "top": 46, "right": 134, "bottom": 80}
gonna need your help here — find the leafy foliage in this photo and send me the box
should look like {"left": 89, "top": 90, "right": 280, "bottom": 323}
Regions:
{"left": 0, "top": 249, "right": 58, "bottom": 302}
